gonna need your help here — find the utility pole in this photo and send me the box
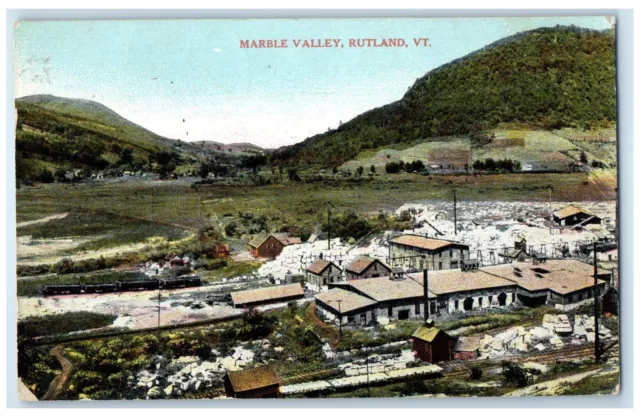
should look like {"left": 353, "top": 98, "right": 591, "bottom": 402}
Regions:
{"left": 548, "top": 186, "right": 552, "bottom": 235}
{"left": 157, "top": 289, "right": 161, "bottom": 328}
{"left": 423, "top": 268, "right": 429, "bottom": 323}
{"left": 366, "top": 355, "right": 371, "bottom": 397}
{"left": 593, "top": 241, "right": 600, "bottom": 363}
{"left": 336, "top": 299, "right": 342, "bottom": 339}
{"left": 327, "top": 202, "right": 335, "bottom": 251}
{"left": 453, "top": 189, "right": 457, "bottom": 236}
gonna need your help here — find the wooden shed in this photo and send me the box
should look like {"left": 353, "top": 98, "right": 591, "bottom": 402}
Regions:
{"left": 224, "top": 365, "right": 281, "bottom": 398}
{"left": 454, "top": 336, "right": 482, "bottom": 361}
{"left": 411, "top": 320, "right": 454, "bottom": 363}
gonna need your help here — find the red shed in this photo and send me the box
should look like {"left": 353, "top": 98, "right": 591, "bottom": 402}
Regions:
{"left": 411, "top": 320, "right": 454, "bottom": 363}
{"left": 454, "top": 336, "right": 482, "bottom": 361}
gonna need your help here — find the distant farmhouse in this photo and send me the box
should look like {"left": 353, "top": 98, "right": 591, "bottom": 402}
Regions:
{"left": 552, "top": 205, "right": 602, "bottom": 227}
{"left": 248, "top": 232, "right": 301, "bottom": 259}
{"left": 305, "top": 258, "right": 342, "bottom": 287}
{"left": 389, "top": 235, "right": 470, "bottom": 270}
{"left": 315, "top": 259, "right": 610, "bottom": 326}
{"left": 344, "top": 256, "right": 391, "bottom": 280}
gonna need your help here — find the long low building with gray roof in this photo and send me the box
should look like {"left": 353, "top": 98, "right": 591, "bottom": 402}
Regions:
{"left": 314, "top": 259, "right": 610, "bottom": 326}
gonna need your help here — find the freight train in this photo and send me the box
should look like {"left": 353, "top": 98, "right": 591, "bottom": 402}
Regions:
{"left": 40, "top": 275, "right": 201, "bottom": 296}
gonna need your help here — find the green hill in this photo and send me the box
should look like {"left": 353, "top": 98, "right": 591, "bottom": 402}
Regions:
{"left": 15, "top": 95, "right": 239, "bottom": 182}
{"left": 273, "top": 25, "right": 616, "bottom": 167}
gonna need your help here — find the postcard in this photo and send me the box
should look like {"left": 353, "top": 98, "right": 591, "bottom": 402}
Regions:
{"left": 14, "top": 16, "right": 619, "bottom": 401}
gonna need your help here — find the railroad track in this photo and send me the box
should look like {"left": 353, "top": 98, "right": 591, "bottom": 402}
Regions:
{"left": 443, "top": 343, "right": 618, "bottom": 380}
{"left": 282, "top": 368, "right": 341, "bottom": 385}
{"left": 188, "top": 388, "right": 225, "bottom": 400}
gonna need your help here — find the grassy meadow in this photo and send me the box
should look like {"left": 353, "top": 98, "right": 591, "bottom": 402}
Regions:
{"left": 16, "top": 170, "right": 617, "bottom": 262}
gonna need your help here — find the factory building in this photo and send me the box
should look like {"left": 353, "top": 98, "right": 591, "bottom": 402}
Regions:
{"left": 389, "top": 235, "right": 470, "bottom": 270}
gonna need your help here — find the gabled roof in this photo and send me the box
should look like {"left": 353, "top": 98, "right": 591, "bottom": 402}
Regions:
{"left": 226, "top": 365, "right": 281, "bottom": 393}
{"left": 454, "top": 336, "right": 482, "bottom": 352}
{"left": 248, "top": 232, "right": 271, "bottom": 248}
{"left": 306, "top": 259, "right": 340, "bottom": 275}
{"left": 271, "top": 233, "right": 302, "bottom": 246}
{"left": 345, "top": 256, "right": 390, "bottom": 274}
{"left": 410, "top": 269, "right": 516, "bottom": 296}
{"left": 315, "top": 288, "right": 377, "bottom": 314}
{"left": 249, "top": 232, "right": 301, "bottom": 248}
{"left": 347, "top": 276, "right": 436, "bottom": 301}
{"left": 390, "top": 235, "right": 468, "bottom": 251}
{"left": 231, "top": 283, "right": 304, "bottom": 306}
{"left": 412, "top": 326, "right": 448, "bottom": 343}
{"left": 553, "top": 205, "right": 593, "bottom": 219}
{"left": 481, "top": 260, "right": 608, "bottom": 295}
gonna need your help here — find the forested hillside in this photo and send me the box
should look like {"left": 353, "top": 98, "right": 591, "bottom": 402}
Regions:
{"left": 272, "top": 26, "right": 616, "bottom": 167}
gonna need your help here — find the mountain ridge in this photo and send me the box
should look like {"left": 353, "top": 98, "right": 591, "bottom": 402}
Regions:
{"left": 272, "top": 25, "right": 616, "bottom": 167}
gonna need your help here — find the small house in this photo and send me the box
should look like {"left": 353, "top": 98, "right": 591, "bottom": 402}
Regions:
{"left": 249, "top": 232, "right": 302, "bottom": 259}
{"left": 454, "top": 336, "right": 482, "bottom": 361}
{"left": 306, "top": 258, "right": 342, "bottom": 287}
{"left": 224, "top": 365, "right": 281, "bottom": 398}
{"left": 412, "top": 320, "right": 454, "bottom": 363}
{"left": 344, "top": 256, "right": 391, "bottom": 280}
{"left": 553, "top": 205, "right": 602, "bottom": 227}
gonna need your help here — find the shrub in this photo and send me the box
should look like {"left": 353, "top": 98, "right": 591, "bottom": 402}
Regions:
{"left": 501, "top": 361, "right": 529, "bottom": 387}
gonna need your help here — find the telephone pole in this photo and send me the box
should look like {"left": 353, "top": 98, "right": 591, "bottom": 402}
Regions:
{"left": 453, "top": 190, "right": 457, "bottom": 236}
{"left": 423, "top": 269, "right": 429, "bottom": 323}
{"left": 366, "top": 355, "right": 371, "bottom": 397}
{"left": 336, "top": 299, "right": 342, "bottom": 339}
{"left": 157, "top": 289, "right": 161, "bottom": 328}
{"left": 593, "top": 241, "right": 600, "bottom": 362}
{"left": 327, "top": 202, "right": 335, "bottom": 251}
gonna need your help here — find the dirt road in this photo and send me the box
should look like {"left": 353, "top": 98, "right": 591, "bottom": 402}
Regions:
{"left": 42, "top": 346, "right": 73, "bottom": 401}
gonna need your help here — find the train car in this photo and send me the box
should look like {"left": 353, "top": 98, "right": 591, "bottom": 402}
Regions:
{"left": 116, "top": 279, "right": 160, "bottom": 291}
{"left": 83, "top": 283, "right": 117, "bottom": 293}
{"left": 160, "top": 275, "right": 201, "bottom": 289}
{"left": 41, "top": 284, "right": 83, "bottom": 296}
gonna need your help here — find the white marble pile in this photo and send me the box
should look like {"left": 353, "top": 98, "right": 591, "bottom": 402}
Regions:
{"left": 135, "top": 345, "right": 256, "bottom": 399}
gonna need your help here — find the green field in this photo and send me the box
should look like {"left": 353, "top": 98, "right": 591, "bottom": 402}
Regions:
{"left": 16, "top": 171, "right": 616, "bottom": 268}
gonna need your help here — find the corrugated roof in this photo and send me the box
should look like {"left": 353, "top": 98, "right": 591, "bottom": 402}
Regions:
{"left": 315, "top": 288, "right": 377, "bottom": 314}
{"left": 227, "top": 365, "right": 281, "bottom": 393}
{"left": 306, "top": 259, "right": 339, "bottom": 275}
{"left": 553, "top": 205, "right": 593, "bottom": 219}
{"left": 231, "top": 283, "right": 304, "bottom": 306}
{"left": 345, "top": 256, "right": 389, "bottom": 274}
{"left": 390, "top": 235, "right": 467, "bottom": 251}
{"left": 347, "top": 276, "right": 436, "bottom": 301}
{"left": 482, "top": 260, "right": 608, "bottom": 295}
{"left": 454, "top": 336, "right": 482, "bottom": 352}
{"left": 412, "top": 326, "right": 446, "bottom": 343}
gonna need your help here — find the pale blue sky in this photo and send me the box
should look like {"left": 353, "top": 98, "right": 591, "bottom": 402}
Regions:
{"left": 14, "top": 17, "right": 613, "bottom": 148}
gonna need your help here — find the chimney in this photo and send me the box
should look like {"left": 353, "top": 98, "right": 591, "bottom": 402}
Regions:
{"left": 425, "top": 318, "right": 434, "bottom": 328}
